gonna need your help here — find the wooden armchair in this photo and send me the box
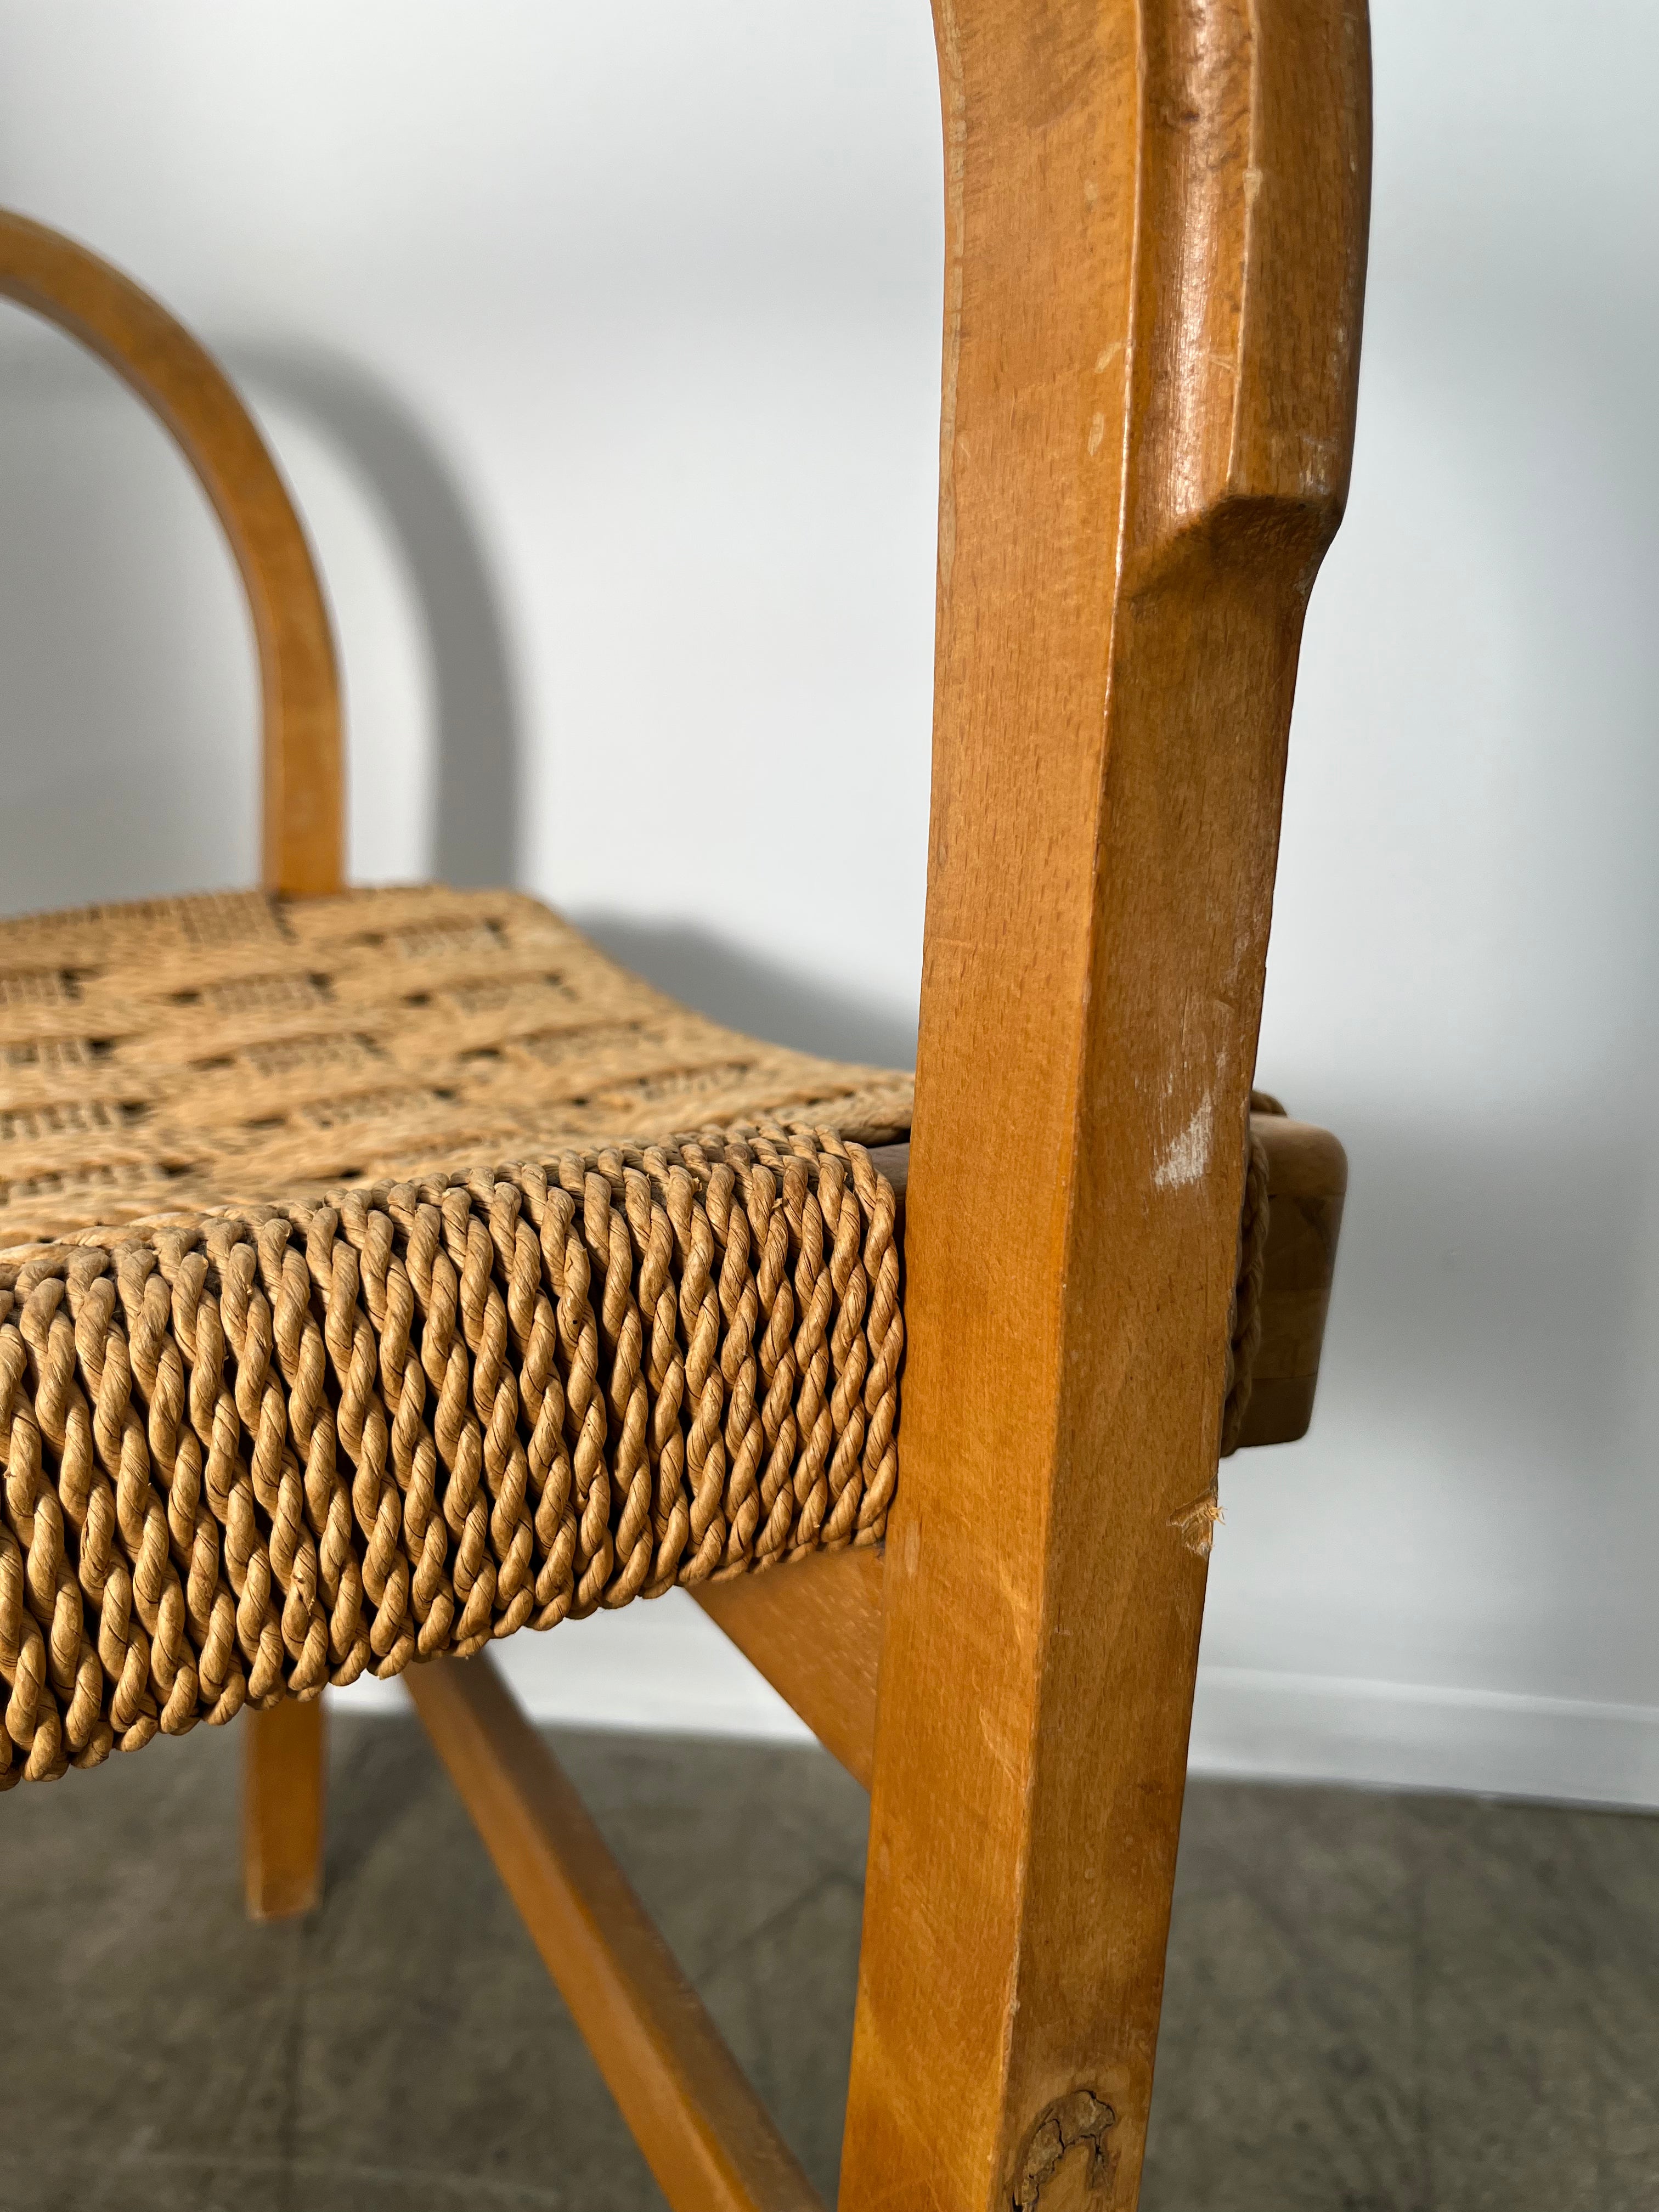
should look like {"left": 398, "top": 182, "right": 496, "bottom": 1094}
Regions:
{"left": 0, "top": 0, "right": 1368, "bottom": 2203}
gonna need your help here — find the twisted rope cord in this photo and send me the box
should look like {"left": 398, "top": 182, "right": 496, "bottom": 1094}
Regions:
{"left": 0, "top": 1121, "right": 899, "bottom": 1787}
{"left": 1, "top": 1105, "right": 1271, "bottom": 1788}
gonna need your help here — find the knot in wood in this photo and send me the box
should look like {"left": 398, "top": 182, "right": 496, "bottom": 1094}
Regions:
{"left": 1012, "top": 2090, "right": 1117, "bottom": 2208}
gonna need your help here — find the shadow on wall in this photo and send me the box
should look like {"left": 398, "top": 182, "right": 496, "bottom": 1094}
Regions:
{"left": 232, "top": 345, "right": 523, "bottom": 889}
{"left": 575, "top": 914, "right": 918, "bottom": 1071}
{"left": 1, "top": 334, "right": 917, "bottom": 1083}
{"left": 0, "top": 335, "right": 523, "bottom": 907}
{"left": 0, "top": 334, "right": 261, "bottom": 912}
{"left": 1202, "top": 1095, "right": 1659, "bottom": 1704}
{"left": 244, "top": 353, "right": 921, "bottom": 1068}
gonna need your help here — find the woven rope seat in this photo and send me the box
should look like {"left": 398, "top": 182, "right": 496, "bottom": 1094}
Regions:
{"left": 0, "top": 213, "right": 1272, "bottom": 1794}
{"left": 0, "top": 883, "right": 914, "bottom": 1240}
{"left": 0, "top": 884, "right": 917, "bottom": 1784}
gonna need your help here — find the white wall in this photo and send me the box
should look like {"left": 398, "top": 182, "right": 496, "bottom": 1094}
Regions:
{"left": 2, "top": 2, "right": 1655, "bottom": 1805}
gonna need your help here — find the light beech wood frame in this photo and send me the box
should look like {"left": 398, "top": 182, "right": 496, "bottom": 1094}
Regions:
{"left": 428, "top": 0, "right": 1371, "bottom": 2188}
{"left": 840, "top": 0, "right": 1369, "bottom": 2199}
{"left": 0, "top": 210, "right": 344, "bottom": 900}
{"left": 0, "top": 207, "right": 342, "bottom": 1916}
{"left": 3, "top": 0, "right": 1369, "bottom": 2197}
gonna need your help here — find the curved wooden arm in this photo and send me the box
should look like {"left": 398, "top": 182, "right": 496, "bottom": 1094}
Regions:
{"left": 0, "top": 208, "right": 343, "bottom": 896}
{"left": 845, "top": 2, "right": 1371, "bottom": 2206}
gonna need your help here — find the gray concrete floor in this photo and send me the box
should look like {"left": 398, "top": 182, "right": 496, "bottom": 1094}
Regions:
{"left": 2, "top": 1715, "right": 1656, "bottom": 2211}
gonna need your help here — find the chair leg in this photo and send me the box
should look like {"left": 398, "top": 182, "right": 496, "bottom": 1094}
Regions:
{"left": 837, "top": 1486, "right": 1204, "bottom": 2212}
{"left": 242, "top": 1696, "right": 327, "bottom": 1920}
{"left": 409, "top": 1653, "right": 822, "bottom": 2211}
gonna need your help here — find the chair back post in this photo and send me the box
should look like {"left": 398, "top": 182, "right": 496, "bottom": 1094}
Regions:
{"left": 842, "top": 3, "right": 1369, "bottom": 2207}
{"left": 0, "top": 210, "right": 344, "bottom": 897}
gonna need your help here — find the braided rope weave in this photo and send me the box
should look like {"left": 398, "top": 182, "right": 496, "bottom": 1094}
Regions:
{"left": 0, "top": 885, "right": 1276, "bottom": 1790}
{"left": 0, "top": 1122, "right": 899, "bottom": 1787}
{"left": 0, "top": 884, "right": 915, "bottom": 1248}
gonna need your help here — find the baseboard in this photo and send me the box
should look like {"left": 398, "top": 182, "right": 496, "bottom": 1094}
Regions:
{"left": 1188, "top": 1664, "right": 1659, "bottom": 1810}
{"left": 335, "top": 1600, "right": 1659, "bottom": 1811}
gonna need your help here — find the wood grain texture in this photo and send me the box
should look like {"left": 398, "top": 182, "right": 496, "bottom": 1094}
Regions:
{"left": 0, "top": 208, "right": 344, "bottom": 897}
{"left": 693, "top": 1545, "right": 887, "bottom": 1790}
{"left": 408, "top": 1653, "right": 825, "bottom": 2212}
{"left": 241, "top": 1696, "right": 326, "bottom": 1921}
{"left": 839, "top": 4, "right": 1370, "bottom": 2209}
{"left": 872, "top": 1131, "right": 1346, "bottom": 1457}
{"left": 1234, "top": 1115, "right": 1347, "bottom": 1448}
{"left": 697, "top": 1119, "right": 1345, "bottom": 1791}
